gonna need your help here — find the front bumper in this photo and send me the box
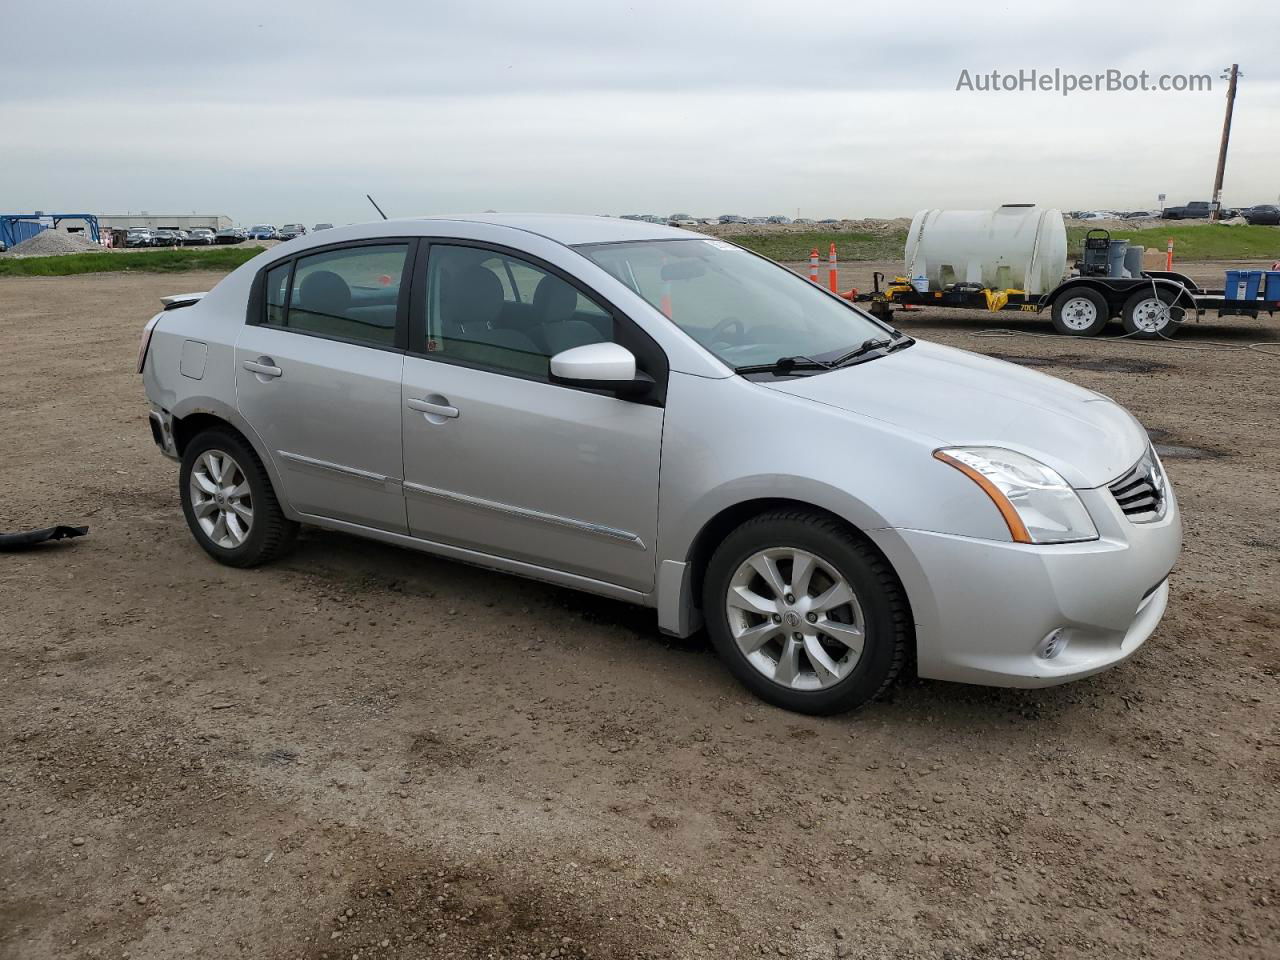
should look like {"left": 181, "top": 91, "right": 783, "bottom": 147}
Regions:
{"left": 869, "top": 483, "right": 1181, "bottom": 688}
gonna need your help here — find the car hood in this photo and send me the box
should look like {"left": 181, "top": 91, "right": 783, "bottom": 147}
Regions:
{"left": 761, "top": 340, "right": 1148, "bottom": 488}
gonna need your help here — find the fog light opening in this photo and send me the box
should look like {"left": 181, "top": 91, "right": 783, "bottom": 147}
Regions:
{"left": 1036, "top": 628, "right": 1068, "bottom": 660}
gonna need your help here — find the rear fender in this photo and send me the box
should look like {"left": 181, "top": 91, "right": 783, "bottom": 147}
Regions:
{"left": 168, "top": 396, "right": 299, "bottom": 520}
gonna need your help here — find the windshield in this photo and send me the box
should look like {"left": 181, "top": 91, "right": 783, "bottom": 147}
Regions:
{"left": 575, "top": 238, "right": 894, "bottom": 369}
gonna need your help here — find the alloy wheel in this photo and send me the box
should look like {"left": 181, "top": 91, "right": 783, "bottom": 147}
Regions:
{"left": 189, "top": 449, "right": 253, "bottom": 548}
{"left": 725, "top": 548, "right": 865, "bottom": 691}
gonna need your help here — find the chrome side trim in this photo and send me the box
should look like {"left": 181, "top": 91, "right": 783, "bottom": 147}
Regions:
{"left": 402, "top": 480, "right": 646, "bottom": 550}
{"left": 278, "top": 450, "right": 399, "bottom": 487}
{"left": 295, "top": 512, "right": 653, "bottom": 606}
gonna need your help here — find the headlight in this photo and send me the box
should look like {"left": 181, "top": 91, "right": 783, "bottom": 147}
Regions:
{"left": 934, "top": 447, "right": 1098, "bottom": 544}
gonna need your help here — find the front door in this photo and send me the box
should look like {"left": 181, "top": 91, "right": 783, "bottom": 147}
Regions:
{"left": 235, "top": 241, "right": 411, "bottom": 533}
{"left": 400, "top": 243, "right": 664, "bottom": 592}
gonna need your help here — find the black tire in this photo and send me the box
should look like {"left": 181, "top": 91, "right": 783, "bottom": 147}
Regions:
{"left": 1050, "top": 287, "right": 1110, "bottom": 336}
{"left": 179, "top": 428, "right": 298, "bottom": 567}
{"left": 702, "top": 510, "right": 910, "bottom": 715}
{"left": 1121, "top": 288, "right": 1182, "bottom": 339}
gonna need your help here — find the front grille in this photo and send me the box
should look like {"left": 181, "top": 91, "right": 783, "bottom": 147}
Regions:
{"left": 1109, "top": 447, "right": 1167, "bottom": 522}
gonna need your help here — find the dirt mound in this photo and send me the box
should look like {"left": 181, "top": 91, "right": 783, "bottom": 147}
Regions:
{"left": 1, "top": 229, "right": 103, "bottom": 257}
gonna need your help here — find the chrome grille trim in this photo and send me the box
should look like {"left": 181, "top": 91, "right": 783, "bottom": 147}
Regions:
{"left": 1108, "top": 447, "right": 1167, "bottom": 523}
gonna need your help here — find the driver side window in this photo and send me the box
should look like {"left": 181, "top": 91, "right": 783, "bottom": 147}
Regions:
{"left": 423, "top": 245, "right": 613, "bottom": 379}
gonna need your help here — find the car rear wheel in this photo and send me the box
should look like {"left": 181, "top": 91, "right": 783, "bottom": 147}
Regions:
{"left": 179, "top": 429, "right": 297, "bottom": 567}
{"left": 1051, "top": 288, "right": 1110, "bottom": 336}
{"left": 702, "top": 510, "right": 909, "bottom": 714}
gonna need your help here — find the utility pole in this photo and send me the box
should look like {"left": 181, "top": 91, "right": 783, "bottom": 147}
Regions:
{"left": 1210, "top": 64, "right": 1239, "bottom": 222}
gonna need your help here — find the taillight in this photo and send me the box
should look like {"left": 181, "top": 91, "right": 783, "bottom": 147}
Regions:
{"left": 137, "top": 314, "right": 161, "bottom": 373}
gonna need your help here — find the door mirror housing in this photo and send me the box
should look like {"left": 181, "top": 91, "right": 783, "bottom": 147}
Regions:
{"left": 550, "top": 342, "right": 653, "bottom": 398}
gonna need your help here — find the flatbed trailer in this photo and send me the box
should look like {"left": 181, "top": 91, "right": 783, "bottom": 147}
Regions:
{"left": 857, "top": 269, "right": 1280, "bottom": 339}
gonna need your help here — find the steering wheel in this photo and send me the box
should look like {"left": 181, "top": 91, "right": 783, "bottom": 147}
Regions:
{"left": 707, "top": 316, "right": 745, "bottom": 346}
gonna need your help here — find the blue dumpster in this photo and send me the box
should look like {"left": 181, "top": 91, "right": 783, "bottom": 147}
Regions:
{"left": 1243, "top": 270, "right": 1264, "bottom": 300}
{"left": 1265, "top": 271, "right": 1280, "bottom": 301}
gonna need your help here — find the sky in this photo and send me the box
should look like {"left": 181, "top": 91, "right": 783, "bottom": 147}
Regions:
{"left": 2, "top": 1, "right": 1277, "bottom": 225}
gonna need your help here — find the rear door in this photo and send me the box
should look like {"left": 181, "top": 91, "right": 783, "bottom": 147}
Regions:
{"left": 235, "top": 240, "right": 412, "bottom": 533}
{"left": 400, "top": 241, "right": 665, "bottom": 593}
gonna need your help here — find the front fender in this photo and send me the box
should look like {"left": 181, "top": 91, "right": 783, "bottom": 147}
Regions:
{"left": 662, "top": 473, "right": 894, "bottom": 570}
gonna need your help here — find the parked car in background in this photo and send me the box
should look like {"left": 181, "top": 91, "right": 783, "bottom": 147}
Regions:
{"left": 313, "top": 223, "right": 334, "bottom": 232}
{"left": 247, "top": 225, "right": 278, "bottom": 240}
{"left": 1161, "top": 201, "right": 1213, "bottom": 220}
{"left": 185, "top": 228, "right": 216, "bottom": 246}
{"left": 818, "top": 218, "right": 840, "bottom": 224}
{"left": 794, "top": 218, "right": 815, "bottom": 225}
{"left": 668, "top": 215, "right": 698, "bottom": 227}
{"left": 125, "top": 228, "right": 153, "bottom": 247}
{"left": 767, "top": 215, "right": 792, "bottom": 224}
{"left": 279, "top": 224, "right": 308, "bottom": 241}
{"left": 215, "top": 228, "right": 247, "bottom": 245}
{"left": 138, "top": 214, "right": 1180, "bottom": 715}
{"left": 1242, "top": 205, "right": 1280, "bottom": 226}
{"left": 151, "top": 229, "right": 182, "bottom": 247}
{"left": 718, "top": 215, "right": 746, "bottom": 224}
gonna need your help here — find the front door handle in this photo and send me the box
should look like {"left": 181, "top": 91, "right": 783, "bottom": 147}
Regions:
{"left": 243, "top": 357, "right": 282, "bottom": 378}
{"left": 407, "top": 397, "right": 459, "bottom": 419}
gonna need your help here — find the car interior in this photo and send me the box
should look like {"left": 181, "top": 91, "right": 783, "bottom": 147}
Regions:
{"left": 427, "top": 247, "right": 611, "bottom": 377}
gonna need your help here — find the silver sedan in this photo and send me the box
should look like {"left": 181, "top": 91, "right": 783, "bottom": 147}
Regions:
{"left": 139, "top": 214, "right": 1181, "bottom": 713}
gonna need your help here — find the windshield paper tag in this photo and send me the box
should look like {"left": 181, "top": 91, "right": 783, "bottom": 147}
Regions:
{"left": 703, "top": 239, "right": 738, "bottom": 251}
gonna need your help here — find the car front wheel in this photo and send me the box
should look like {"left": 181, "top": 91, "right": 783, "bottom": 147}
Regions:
{"left": 703, "top": 510, "right": 910, "bottom": 714}
{"left": 179, "top": 429, "right": 297, "bottom": 567}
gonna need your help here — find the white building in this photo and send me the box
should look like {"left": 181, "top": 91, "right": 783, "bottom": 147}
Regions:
{"left": 98, "top": 213, "right": 233, "bottom": 231}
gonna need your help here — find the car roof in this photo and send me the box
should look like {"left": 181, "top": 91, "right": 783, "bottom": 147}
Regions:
{"left": 413, "top": 213, "right": 692, "bottom": 246}
{"left": 260, "top": 215, "right": 703, "bottom": 265}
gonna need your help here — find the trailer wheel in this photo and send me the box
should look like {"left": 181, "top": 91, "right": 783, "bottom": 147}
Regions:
{"left": 1051, "top": 289, "right": 1109, "bottom": 336}
{"left": 1121, "top": 288, "right": 1181, "bottom": 339}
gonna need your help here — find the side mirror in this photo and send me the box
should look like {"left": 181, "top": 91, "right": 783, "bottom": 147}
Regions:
{"left": 549, "top": 342, "right": 654, "bottom": 399}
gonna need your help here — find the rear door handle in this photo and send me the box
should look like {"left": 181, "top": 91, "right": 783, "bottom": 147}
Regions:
{"left": 243, "top": 357, "right": 282, "bottom": 378}
{"left": 407, "top": 398, "right": 459, "bottom": 419}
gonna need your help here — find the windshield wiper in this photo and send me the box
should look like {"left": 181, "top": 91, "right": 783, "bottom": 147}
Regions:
{"left": 734, "top": 354, "right": 833, "bottom": 375}
{"left": 829, "top": 333, "right": 913, "bottom": 368}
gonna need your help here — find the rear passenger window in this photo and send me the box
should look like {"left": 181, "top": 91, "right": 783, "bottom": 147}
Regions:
{"left": 262, "top": 244, "right": 407, "bottom": 347}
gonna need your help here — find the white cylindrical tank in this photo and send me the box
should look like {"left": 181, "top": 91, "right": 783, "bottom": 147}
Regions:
{"left": 904, "top": 205, "right": 1068, "bottom": 296}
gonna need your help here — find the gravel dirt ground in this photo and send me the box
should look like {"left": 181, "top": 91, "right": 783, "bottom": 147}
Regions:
{"left": 1, "top": 266, "right": 1277, "bottom": 960}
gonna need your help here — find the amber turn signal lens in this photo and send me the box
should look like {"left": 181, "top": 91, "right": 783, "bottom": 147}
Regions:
{"left": 934, "top": 450, "right": 1033, "bottom": 544}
